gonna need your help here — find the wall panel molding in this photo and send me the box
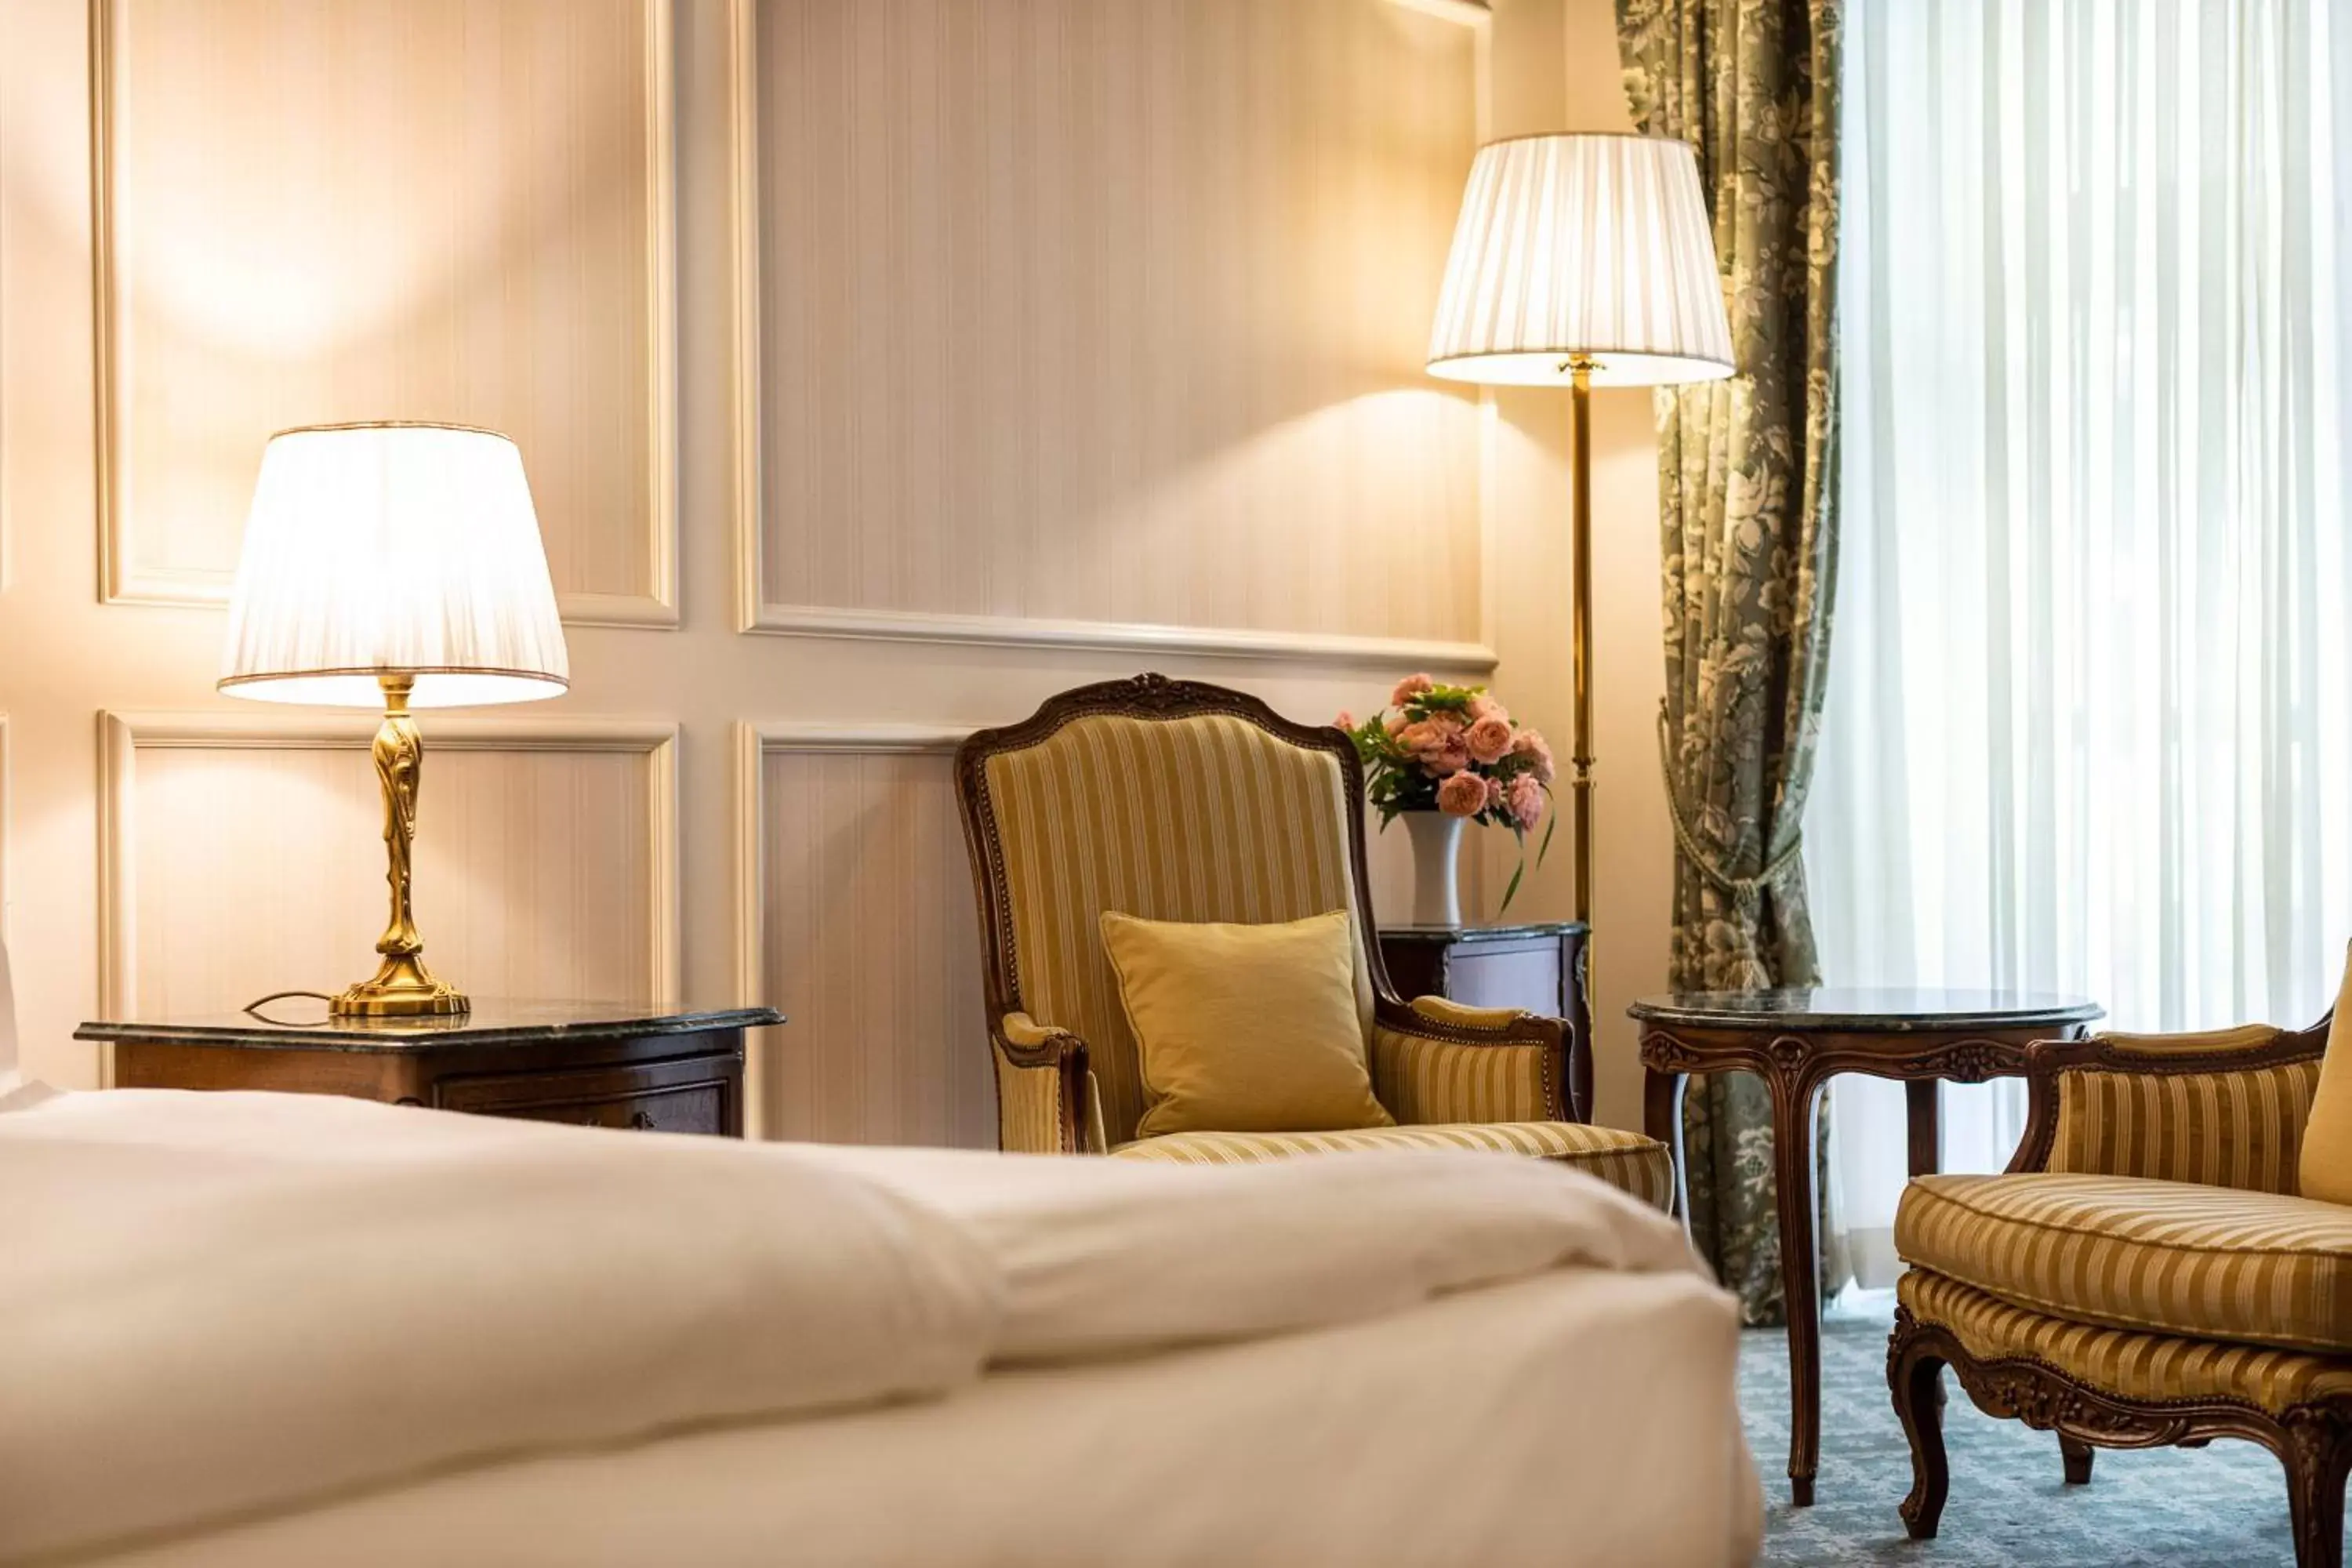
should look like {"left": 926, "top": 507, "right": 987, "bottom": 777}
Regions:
{"left": 0, "top": 717, "right": 11, "bottom": 942}
{"left": 735, "top": 720, "right": 985, "bottom": 1145}
{"left": 89, "top": 0, "right": 679, "bottom": 627}
{"left": 727, "top": 0, "right": 1498, "bottom": 674}
{"left": 96, "top": 710, "right": 680, "bottom": 1082}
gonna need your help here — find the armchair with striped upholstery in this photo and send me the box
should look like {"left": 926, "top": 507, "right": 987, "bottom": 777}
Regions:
{"left": 1889, "top": 1011, "right": 2350, "bottom": 1566}
{"left": 954, "top": 673, "right": 1671, "bottom": 1210}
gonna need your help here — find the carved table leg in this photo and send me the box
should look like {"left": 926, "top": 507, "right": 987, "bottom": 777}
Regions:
{"left": 2285, "top": 1416, "right": 2350, "bottom": 1568}
{"left": 1643, "top": 1066, "right": 1691, "bottom": 1225}
{"left": 1905, "top": 1079, "right": 1940, "bottom": 1178}
{"left": 1888, "top": 1315, "right": 1951, "bottom": 1539}
{"left": 2060, "top": 1434, "right": 2095, "bottom": 1485}
{"left": 1772, "top": 1060, "right": 1827, "bottom": 1507}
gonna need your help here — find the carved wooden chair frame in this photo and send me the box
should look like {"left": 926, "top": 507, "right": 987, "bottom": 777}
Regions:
{"left": 953, "top": 673, "right": 1589, "bottom": 1154}
{"left": 1888, "top": 1016, "right": 2350, "bottom": 1565}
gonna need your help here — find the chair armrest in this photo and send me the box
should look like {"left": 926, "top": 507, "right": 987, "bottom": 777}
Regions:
{"left": 992, "top": 1012, "right": 1105, "bottom": 1156}
{"left": 2005, "top": 1021, "right": 2330, "bottom": 1192}
{"left": 1368, "top": 995, "right": 1574, "bottom": 1124}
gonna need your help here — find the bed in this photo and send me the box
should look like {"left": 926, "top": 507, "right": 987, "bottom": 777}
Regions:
{"left": 2, "top": 1085, "right": 1762, "bottom": 1567}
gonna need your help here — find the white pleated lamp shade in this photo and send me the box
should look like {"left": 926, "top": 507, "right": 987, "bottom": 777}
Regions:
{"left": 220, "top": 423, "right": 569, "bottom": 709}
{"left": 1427, "top": 132, "right": 1734, "bottom": 388}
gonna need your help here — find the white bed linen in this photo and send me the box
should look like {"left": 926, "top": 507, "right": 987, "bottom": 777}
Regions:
{"left": 2, "top": 1090, "right": 1000, "bottom": 1566}
{"left": 93, "top": 1266, "right": 1762, "bottom": 1568}
{"left": 2, "top": 1088, "right": 1759, "bottom": 1568}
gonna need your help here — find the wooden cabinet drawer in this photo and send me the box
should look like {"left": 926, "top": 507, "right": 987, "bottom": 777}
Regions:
{"left": 431, "top": 1052, "right": 741, "bottom": 1138}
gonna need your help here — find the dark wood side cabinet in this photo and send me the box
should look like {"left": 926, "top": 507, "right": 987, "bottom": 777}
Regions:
{"left": 78, "top": 1000, "right": 785, "bottom": 1138}
{"left": 1377, "top": 922, "right": 1592, "bottom": 1121}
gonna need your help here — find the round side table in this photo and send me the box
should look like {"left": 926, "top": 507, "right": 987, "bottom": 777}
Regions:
{"left": 1629, "top": 986, "right": 2103, "bottom": 1507}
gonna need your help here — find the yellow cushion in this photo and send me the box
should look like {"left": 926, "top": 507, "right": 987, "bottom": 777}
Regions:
{"left": 2299, "top": 940, "right": 2352, "bottom": 1205}
{"left": 1896, "top": 1171, "right": 2352, "bottom": 1354}
{"left": 1110, "top": 1121, "right": 1674, "bottom": 1210}
{"left": 1100, "top": 909, "right": 1392, "bottom": 1139}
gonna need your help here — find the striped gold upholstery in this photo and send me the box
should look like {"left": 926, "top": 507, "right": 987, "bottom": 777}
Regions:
{"left": 982, "top": 712, "right": 1373, "bottom": 1148}
{"left": 1899, "top": 1269, "right": 2352, "bottom": 1416}
{"left": 1370, "top": 1023, "right": 1552, "bottom": 1123}
{"left": 1896, "top": 1172, "right": 2352, "bottom": 1355}
{"left": 2048, "top": 1034, "right": 2321, "bottom": 1193}
{"left": 1110, "top": 1121, "right": 1675, "bottom": 1209}
{"left": 994, "top": 1056, "right": 1069, "bottom": 1155}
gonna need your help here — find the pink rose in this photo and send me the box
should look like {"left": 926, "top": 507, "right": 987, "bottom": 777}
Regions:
{"left": 1382, "top": 711, "right": 1408, "bottom": 737}
{"left": 1511, "top": 728, "right": 1556, "bottom": 784}
{"left": 1508, "top": 774, "right": 1546, "bottom": 831}
{"left": 1390, "top": 673, "right": 1436, "bottom": 706}
{"left": 1466, "top": 693, "right": 1508, "bottom": 725}
{"left": 1406, "top": 713, "right": 1469, "bottom": 775}
{"left": 1484, "top": 776, "right": 1507, "bottom": 811}
{"left": 1436, "top": 772, "right": 1486, "bottom": 818}
{"left": 1465, "top": 715, "right": 1513, "bottom": 765}
{"left": 1334, "top": 710, "right": 1355, "bottom": 731}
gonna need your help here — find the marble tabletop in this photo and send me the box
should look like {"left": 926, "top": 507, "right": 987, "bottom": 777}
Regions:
{"left": 74, "top": 999, "right": 786, "bottom": 1054}
{"left": 1625, "top": 986, "right": 2103, "bottom": 1033}
{"left": 1379, "top": 921, "right": 1589, "bottom": 940}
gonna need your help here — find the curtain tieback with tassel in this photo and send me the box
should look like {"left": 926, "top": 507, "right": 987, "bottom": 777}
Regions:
{"left": 1655, "top": 702, "right": 1804, "bottom": 922}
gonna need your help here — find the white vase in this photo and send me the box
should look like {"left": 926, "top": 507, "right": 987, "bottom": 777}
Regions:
{"left": 1403, "top": 811, "right": 1465, "bottom": 927}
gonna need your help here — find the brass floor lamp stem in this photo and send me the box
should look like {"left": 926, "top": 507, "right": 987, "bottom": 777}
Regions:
{"left": 332, "top": 673, "right": 468, "bottom": 1017}
{"left": 1569, "top": 361, "right": 1597, "bottom": 1080}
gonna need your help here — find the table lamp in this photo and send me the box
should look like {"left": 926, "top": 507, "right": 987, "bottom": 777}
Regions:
{"left": 1426, "top": 132, "right": 1733, "bottom": 1007}
{"left": 219, "top": 422, "right": 569, "bottom": 1017}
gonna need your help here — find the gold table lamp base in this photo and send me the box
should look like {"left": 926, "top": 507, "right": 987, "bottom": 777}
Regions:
{"left": 332, "top": 674, "right": 470, "bottom": 1018}
{"left": 335, "top": 953, "right": 467, "bottom": 1018}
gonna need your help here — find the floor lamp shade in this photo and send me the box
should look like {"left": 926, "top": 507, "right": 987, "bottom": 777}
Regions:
{"left": 1426, "top": 133, "right": 1734, "bottom": 387}
{"left": 220, "top": 423, "right": 568, "bottom": 709}
{"left": 1422, "top": 132, "right": 1733, "bottom": 1066}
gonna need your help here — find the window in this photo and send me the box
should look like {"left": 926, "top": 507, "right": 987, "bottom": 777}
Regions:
{"left": 1813, "top": 0, "right": 2352, "bottom": 1289}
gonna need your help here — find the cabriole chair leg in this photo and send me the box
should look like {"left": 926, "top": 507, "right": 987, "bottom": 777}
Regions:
{"left": 1889, "top": 1338, "right": 1951, "bottom": 1540}
{"left": 2284, "top": 1419, "right": 2350, "bottom": 1568}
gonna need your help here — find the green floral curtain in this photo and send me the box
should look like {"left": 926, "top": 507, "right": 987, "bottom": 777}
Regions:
{"left": 1617, "top": 0, "right": 1842, "bottom": 1324}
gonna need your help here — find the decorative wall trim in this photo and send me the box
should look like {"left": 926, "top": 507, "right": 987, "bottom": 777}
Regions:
{"left": 96, "top": 710, "right": 681, "bottom": 1083}
{"left": 0, "top": 717, "right": 11, "bottom": 943}
{"left": 1389, "top": 0, "right": 1492, "bottom": 25}
{"left": 88, "top": 0, "right": 680, "bottom": 629}
{"left": 732, "top": 720, "right": 966, "bottom": 1138}
{"left": 749, "top": 604, "right": 1496, "bottom": 671}
{"left": 0, "top": 93, "right": 11, "bottom": 597}
{"left": 724, "top": 0, "right": 1498, "bottom": 674}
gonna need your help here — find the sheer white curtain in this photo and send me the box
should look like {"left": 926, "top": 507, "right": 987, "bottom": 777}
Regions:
{"left": 1815, "top": 0, "right": 2352, "bottom": 1290}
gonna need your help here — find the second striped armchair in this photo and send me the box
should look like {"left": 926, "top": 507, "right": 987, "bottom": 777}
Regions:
{"left": 953, "top": 673, "right": 1671, "bottom": 1210}
{"left": 1888, "top": 1008, "right": 2350, "bottom": 1566}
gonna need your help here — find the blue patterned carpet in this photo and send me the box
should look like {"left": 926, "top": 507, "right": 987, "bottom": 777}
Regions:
{"left": 1741, "top": 1308, "right": 2298, "bottom": 1566}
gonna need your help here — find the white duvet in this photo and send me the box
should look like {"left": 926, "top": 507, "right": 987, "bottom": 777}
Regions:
{"left": 0, "top": 1087, "right": 1742, "bottom": 1566}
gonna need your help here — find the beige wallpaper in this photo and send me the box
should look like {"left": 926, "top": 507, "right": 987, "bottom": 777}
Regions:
{"left": 106, "top": 714, "right": 674, "bottom": 1028}
{"left": 745, "top": 0, "right": 1484, "bottom": 655}
{"left": 0, "top": 0, "right": 1672, "bottom": 1139}
{"left": 752, "top": 737, "right": 988, "bottom": 1145}
{"left": 94, "top": 0, "right": 676, "bottom": 625}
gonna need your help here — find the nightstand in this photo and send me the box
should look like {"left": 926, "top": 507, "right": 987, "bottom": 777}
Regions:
{"left": 78, "top": 1000, "right": 785, "bottom": 1138}
{"left": 1377, "top": 922, "right": 1591, "bottom": 1121}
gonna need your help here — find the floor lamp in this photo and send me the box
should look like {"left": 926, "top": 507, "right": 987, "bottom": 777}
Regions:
{"left": 1425, "top": 132, "right": 1733, "bottom": 1036}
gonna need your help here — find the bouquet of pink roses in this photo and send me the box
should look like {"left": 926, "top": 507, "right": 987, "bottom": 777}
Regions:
{"left": 1336, "top": 674, "right": 1556, "bottom": 910}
